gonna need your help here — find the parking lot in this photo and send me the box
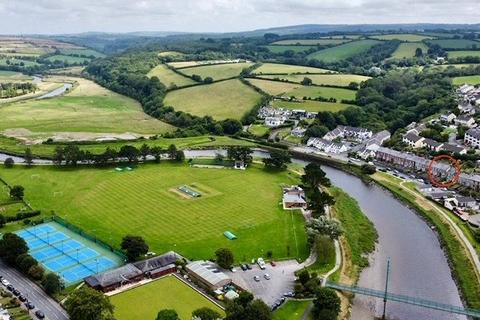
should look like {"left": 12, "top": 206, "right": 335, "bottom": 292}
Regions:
{"left": 225, "top": 260, "right": 300, "bottom": 306}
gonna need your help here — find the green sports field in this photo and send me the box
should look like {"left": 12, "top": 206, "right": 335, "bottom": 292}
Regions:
{"left": 252, "top": 63, "right": 333, "bottom": 75}
{"left": 390, "top": 43, "right": 429, "bottom": 59}
{"left": 178, "top": 62, "right": 254, "bottom": 81}
{"left": 447, "top": 51, "right": 480, "bottom": 59}
{"left": 0, "top": 163, "right": 309, "bottom": 261}
{"left": 427, "top": 39, "right": 480, "bottom": 50}
{"left": 272, "top": 100, "right": 353, "bottom": 113}
{"left": 271, "top": 39, "right": 350, "bottom": 46}
{"left": 111, "top": 276, "right": 225, "bottom": 320}
{"left": 259, "top": 74, "right": 370, "bottom": 87}
{"left": 452, "top": 75, "right": 480, "bottom": 85}
{"left": 307, "top": 40, "right": 381, "bottom": 63}
{"left": 46, "top": 55, "right": 91, "bottom": 64}
{"left": 371, "top": 34, "right": 434, "bottom": 41}
{"left": 0, "top": 77, "right": 173, "bottom": 138}
{"left": 147, "top": 64, "right": 197, "bottom": 88}
{"left": 247, "top": 78, "right": 356, "bottom": 101}
{"left": 264, "top": 45, "right": 314, "bottom": 54}
{"left": 164, "top": 79, "right": 263, "bottom": 120}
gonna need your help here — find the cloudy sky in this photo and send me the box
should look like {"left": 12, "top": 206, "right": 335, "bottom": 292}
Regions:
{"left": 0, "top": 0, "right": 478, "bottom": 34}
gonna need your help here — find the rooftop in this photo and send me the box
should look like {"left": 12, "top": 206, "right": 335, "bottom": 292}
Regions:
{"left": 186, "top": 261, "right": 231, "bottom": 287}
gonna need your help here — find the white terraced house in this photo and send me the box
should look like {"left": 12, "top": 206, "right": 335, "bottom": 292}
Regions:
{"left": 465, "top": 128, "right": 480, "bottom": 148}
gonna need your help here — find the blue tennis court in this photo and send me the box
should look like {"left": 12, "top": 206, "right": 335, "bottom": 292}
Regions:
{"left": 16, "top": 222, "right": 123, "bottom": 285}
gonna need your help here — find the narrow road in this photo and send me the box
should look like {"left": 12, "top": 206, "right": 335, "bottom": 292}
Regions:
{"left": 0, "top": 260, "right": 68, "bottom": 320}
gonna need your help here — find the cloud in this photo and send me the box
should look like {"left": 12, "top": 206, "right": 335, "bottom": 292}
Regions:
{"left": 0, "top": 0, "right": 478, "bottom": 34}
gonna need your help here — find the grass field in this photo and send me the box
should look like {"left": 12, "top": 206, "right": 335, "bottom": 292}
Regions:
{"left": 252, "top": 63, "right": 333, "bottom": 75}
{"left": 0, "top": 163, "right": 309, "bottom": 261}
{"left": 272, "top": 100, "right": 353, "bottom": 113}
{"left": 390, "top": 43, "right": 429, "bottom": 59}
{"left": 147, "top": 64, "right": 196, "bottom": 88}
{"left": 447, "top": 50, "right": 480, "bottom": 59}
{"left": 307, "top": 40, "right": 380, "bottom": 63}
{"left": 248, "top": 124, "right": 271, "bottom": 137}
{"left": 164, "top": 79, "right": 262, "bottom": 120}
{"left": 58, "top": 48, "right": 105, "bottom": 58}
{"left": 0, "top": 70, "right": 31, "bottom": 82}
{"left": 271, "top": 39, "right": 350, "bottom": 46}
{"left": 427, "top": 39, "right": 480, "bottom": 49}
{"left": 0, "top": 77, "right": 173, "bottom": 138}
{"left": 0, "top": 58, "right": 39, "bottom": 67}
{"left": 259, "top": 74, "right": 370, "bottom": 87}
{"left": 264, "top": 45, "right": 315, "bottom": 53}
{"left": 46, "top": 55, "right": 91, "bottom": 64}
{"left": 111, "top": 276, "right": 224, "bottom": 320}
{"left": 247, "top": 78, "right": 356, "bottom": 100}
{"left": 452, "top": 75, "right": 480, "bottom": 85}
{"left": 371, "top": 34, "right": 433, "bottom": 41}
{"left": 273, "top": 300, "right": 312, "bottom": 320}
{"left": 158, "top": 51, "right": 186, "bottom": 58}
{"left": 178, "top": 62, "right": 254, "bottom": 81}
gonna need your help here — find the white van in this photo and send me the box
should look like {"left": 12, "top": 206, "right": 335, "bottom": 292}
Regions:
{"left": 257, "top": 257, "right": 266, "bottom": 270}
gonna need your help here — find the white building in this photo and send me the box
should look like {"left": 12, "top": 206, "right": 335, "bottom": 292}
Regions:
{"left": 402, "top": 132, "right": 425, "bottom": 149}
{"left": 455, "top": 115, "right": 476, "bottom": 128}
{"left": 264, "top": 117, "right": 286, "bottom": 127}
{"left": 440, "top": 113, "right": 457, "bottom": 123}
{"left": 307, "top": 137, "right": 349, "bottom": 154}
{"left": 465, "top": 128, "right": 480, "bottom": 148}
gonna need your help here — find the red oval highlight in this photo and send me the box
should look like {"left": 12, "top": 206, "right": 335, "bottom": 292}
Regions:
{"left": 427, "top": 155, "right": 461, "bottom": 188}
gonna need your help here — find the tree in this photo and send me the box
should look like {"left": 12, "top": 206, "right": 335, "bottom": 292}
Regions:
{"left": 121, "top": 235, "right": 149, "bottom": 262}
{"left": 119, "top": 145, "right": 140, "bottom": 163}
{"left": 16, "top": 253, "right": 37, "bottom": 273}
{"left": 65, "top": 286, "right": 115, "bottom": 320}
{"left": 151, "top": 146, "right": 163, "bottom": 163}
{"left": 42, "top": 273, "right": 63, "bottom": 295}
{"left": 28, "top": 264, "right": 45, "bottom": 280}
{"left": 227, "top": 146, "right": 253, "bottom": 164}
{"left": 301, "top": 77, "right": 312, "bottom": 86}
{"left": 312, "top": 288, "right": 340, "bottom": 320}
{"left": 297, "top": 269, "right": 311, "bottom": 286}
{"left": 0, "top": 233, "right": 28, "bottom": 264}
{"left": 215, "top": 248, "right": 234, "bottom": 269}
{"left": 175, "top": 150, "right": 185, "bottom": 162}
{"left": 415, "top": 47, "right": 423, "bottom": 57}
{"left": 10, "top": 185, "right": 24, "bottom": 200}
{"left": 204, "top": 77, "right": 214, "bottom": 84}
{"left": 306, "top": 189, "right": 335, "bottom": 217}
{"left": 192, "top": 307, "right": 222, "bottom": 320}
{"left": 4, "top": 158, "right": 14, "bottom": 168}
{"left": 0, "top": 214, "right": 5, "bottom": 228}
{"left": 222, "top": 119, "right": 242, "bottom": 135}
{"left": 361, "top": 164, "right": 376, "bottom": 175}
{"left": 140, "top": 144, "right": 150, "bottom": 161}
{"left": 167, "top": 144, "right": 178, "bottom": 159}
{"left": 302, "top": 163, "right": 330, "bottom": 189}
{"left": 156, "top": 309, "right": 179, "bottom": 320}
{"left": 263, "top": 150, "right": 291, "bottom": 170}
{"left": 24, "top": 148, "right": 33, "bottom": 166}
{"left": 474, "top": 229, "right": 480, "bottom": 243}
{"left": 53, "top": 146, "right": 64, "bottom": 165}
{"left": 225, "top": 291, "right": 272, "bottom": 320}
{"left": 307, "top": 217, "right": 343, "bottom": 240}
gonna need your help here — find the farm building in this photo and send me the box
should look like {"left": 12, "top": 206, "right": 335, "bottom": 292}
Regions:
{"left": 84, "top": 264, "right": 143, "bottom": 293}
{"left": 186, "top": 261, "right": 232, "bottom": 290}
{"left": 282, "top": 186, "right": 307, "bottom": 210}
{"left": 133, "top": 251, "right": 181, "bottom": 279}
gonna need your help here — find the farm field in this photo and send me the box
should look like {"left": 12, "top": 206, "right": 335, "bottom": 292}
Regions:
{"left": 371, "top": 34, "right": 434, "bottom": 41}
{"left": 46, "top": 55, "right": 91, "bottom": 64}
{"left": 447, "top": 51, "right": 480, "bottom": 58}
{"left": 391, "top": 43, "right": 429, "bottom": 59}
{"left": 427, "top": 39, "right": 480, "bottom": 49}
{"left": 431, "top": 64, "right": 480, "bottom": 70}
{"left": 247, "top": 78, "right": 356, "bottom": 100}
{"left": 167, "top": 60, "right": 243, "bottom": 69}
{"left": 0, "top": 163, "right": 309, "bottom": 261}
{"left": 0, "top": 70, "right": 31, "bottom": 82}
{"left": 0, "top": 77, "right": 173, "bottom": 139}
{"left": 158, "top": 51, "right": 185, "bottom": 58}
{"left": 178, "top": 62, "right": 254, "bottom": 81}
{"left": 307, "top": 39, "right": 380, "bottom": 62}
{"left": 452, "top": 75, "right": 480, "bottom": 85}
{"left": 259, "top": 73, "right": 370, "bottom": 87}
{"left": 111, "top": 276, "right": 224, "bottom": 320}
{"left": 147, "top": 64, "right": 196, "bottom": 88}
{"left": 252, "top": 63, "right": 333, "bottom": 75}
{"left": 264, "top": 45, "right": 315, "bottom": 53}
{"left": 272, "top": 100, "right": 353, "bottom": 113}
{"left": 48, "top": 66, "right": 85, "bottom": 76}
{"left": 0, "top": 58, "right": 39, "bottom": 67}
{"left": 271, "top": 39, "right": 350, "bottom": 46}
{"left": 58, "top": 48, "right": 105, "bottom": 58}
{"left": 164, "top": 79, "right": 262, "bottom": 120}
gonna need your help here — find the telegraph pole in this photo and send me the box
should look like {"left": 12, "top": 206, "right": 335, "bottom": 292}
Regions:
{"left": 382, "top": 258, "right": 391, "bottom": 320}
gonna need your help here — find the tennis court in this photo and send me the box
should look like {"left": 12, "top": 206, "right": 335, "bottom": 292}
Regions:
{"left": 16, "top": 222, "right": 123, "bottom": 285}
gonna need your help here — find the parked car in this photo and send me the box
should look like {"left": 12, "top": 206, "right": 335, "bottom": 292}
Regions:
{"left": 253, "top": 276, "right": 260, "bottom": 282}
{"left": 25, "top": 302, "right": 35, "bottom": 310}
{"left": 230, "top": 267, "right": 237, "bottom": 273}
{"left": 1, "top": 279, "right": 9, "bottom": 286}
{"left": 257, "top": 258, "right": 266, "bottom": 270}
{"left": 264, "top": 273, "right": 271, "bottom": 280}
{"left": 246, "top": 264, "right": 252, "bottom": 270}
{"left": 283, "top": 291, "right": 294, "bottom": 297}
{"left": 35, "top": 310, "right": 45, "bottom": 319}
{"left": 270, "top": 261, "right": 276, "bottom": 267}
{"left": 240, "top": 264, "right": 247, "bottom": 271}
{"left": 18, "top": 294, "right": 26, "bottom": 302}
{"left": 6, "top": 284, "right": 14, "bottom": 291}
{"left": 12, "top": 289, "right": 20, "bottom": 296}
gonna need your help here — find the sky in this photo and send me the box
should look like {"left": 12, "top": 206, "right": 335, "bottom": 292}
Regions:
{"left": 0, "top": 0, "right": 478, "bottom": 35}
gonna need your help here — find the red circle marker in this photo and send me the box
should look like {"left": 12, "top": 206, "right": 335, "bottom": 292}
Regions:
{"left": 427, "top": 155, "right": 461, "bottom": 188}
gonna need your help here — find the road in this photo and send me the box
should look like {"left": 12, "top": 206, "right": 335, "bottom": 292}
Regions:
{"left": 0, "top": 260, "right": 68, "bottom": 320}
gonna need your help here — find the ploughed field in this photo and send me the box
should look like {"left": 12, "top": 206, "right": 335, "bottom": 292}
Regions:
{"left": 0, "top": 163, "right": 309, "bottom": 262}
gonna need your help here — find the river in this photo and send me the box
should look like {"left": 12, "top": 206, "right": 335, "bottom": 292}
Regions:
{"left": 0, "top": 149, "right": 467, "bottom": 319}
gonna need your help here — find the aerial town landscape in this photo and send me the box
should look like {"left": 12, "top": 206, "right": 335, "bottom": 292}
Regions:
{"left": 0, "top": 1, "right": 480, "bottom": 320}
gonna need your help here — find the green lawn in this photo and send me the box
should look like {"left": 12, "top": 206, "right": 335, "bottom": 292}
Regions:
{"left": 0, "top": 163, "right": 309, "bottom": 261}
{"left": 427, "top": 39, "right": 480, "bottom": 50}
{"left": 111, "top": 276, "right": 225, "bottom": 320}
{"left": 271, "top": 39, "right": 350, "bottom": 46}
{"left": 252, "top": 63, "right": 333, "bottom": 75}
{"left": 307, "top": 40, "right": 381, "bottom": 63}
{"left": 247, "top": 78, "right": 356, "bottom": 100}
{"left": 178, "top": 62, "right": 254, "bottom": 81}
{"left": 272, "top": 100, "right": 352, "bottom": 113}
{"left": 273, "top": 300, "right": 312, "bottom": 320}
{"left": 0, "top": 77, "right": 173, "bottom": 138}
{"left": 390, "top": 43, "right": 429, "bottom": 59}
{"left": 147, "top": 64, "right": 197, "bottom": 88}
{"left": 259, "top": 74, "right": 370, "bottom": 87}
{"left": 46, "top": 55, "right": 91, "bottom": 64}
{"left": 248, "top": 124, "right": 271, "bottom": 137}
{"left": 59, "top": 48, "right": 105, "bottom": 58}
{"left": 264, "top": 45, "right": 315, "bottom": 54}
{"left": 447, "top": 50, "right": 480, "bottom": 59}
{"left": 371, "top": 34, "right": 434, "bottom": 41}
{"left": 452, "top": 75, "right": 480, "bottom": 85}
{"left": 164, "top": 79, "right": 263, "bottom": 120}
